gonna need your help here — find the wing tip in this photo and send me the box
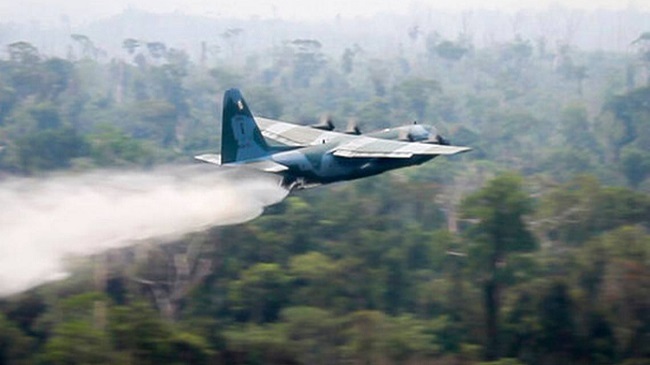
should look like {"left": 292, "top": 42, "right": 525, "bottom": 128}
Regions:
{"left": 454, "top": 146, "right": 472, "bottom": 154}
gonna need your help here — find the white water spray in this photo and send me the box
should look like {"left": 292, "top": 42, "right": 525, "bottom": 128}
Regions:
{"left": 0, "top": 165, "right": 288, "bottom": 296}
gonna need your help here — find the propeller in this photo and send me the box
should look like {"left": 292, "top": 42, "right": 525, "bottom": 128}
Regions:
{"left": 397, "top": 125, "right": 451, "bottom": 144}
{"left": 345, "top": 118, "right": 361, "bottom": 135}
{"left": 398, "top": 124, "right": 426, "bottom": 142}
{"left": 423, "top": 126, "right": 451, "bottom": 145}
{"left": 424, "top": 126, "right": 440, "bottom": 143}
{"left": 312, "top": 114, "right": 335, "bottom": 131}
{"left": 398, "top": 128, "right": 415, "bottom": 142}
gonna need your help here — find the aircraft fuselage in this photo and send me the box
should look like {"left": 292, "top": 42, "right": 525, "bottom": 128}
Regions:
{"left": 269, "top": 139, "right": 435, "bottom": 188}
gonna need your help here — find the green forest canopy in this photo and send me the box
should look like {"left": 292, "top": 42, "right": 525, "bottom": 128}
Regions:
{"left": 0, "top": 30, "right": 649, "bottom": 365}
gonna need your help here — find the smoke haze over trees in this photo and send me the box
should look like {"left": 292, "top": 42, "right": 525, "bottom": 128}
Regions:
{"left": 2, "top": 7, "right": 649, "bottom": 57}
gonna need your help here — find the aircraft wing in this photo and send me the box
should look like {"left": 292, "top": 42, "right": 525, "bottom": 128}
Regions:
{"left": 255, "top": 116, "right": 471, "bottom": 158}
{"left": 256, "top": 117, "right": 347, "bottom": 146}
{"left": 332, "top": 137, "right": 471, "bottom": 158}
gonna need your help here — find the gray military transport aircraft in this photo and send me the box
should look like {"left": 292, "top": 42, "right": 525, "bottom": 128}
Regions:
{"left": 195, "top": 89, "right": 471, "bottom": 190}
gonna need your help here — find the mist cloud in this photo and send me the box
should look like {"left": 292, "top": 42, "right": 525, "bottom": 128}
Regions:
{"left": 0, "top": 165, "right": 288, "bottom": 297}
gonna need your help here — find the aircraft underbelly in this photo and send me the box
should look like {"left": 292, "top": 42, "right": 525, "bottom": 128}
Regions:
{"left": 275, "top": 151, "right": 435, "bottom": 187}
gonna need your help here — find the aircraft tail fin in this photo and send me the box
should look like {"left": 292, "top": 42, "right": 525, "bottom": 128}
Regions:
{"left": 221, "top": 89, "right": 271, "bottom": 164}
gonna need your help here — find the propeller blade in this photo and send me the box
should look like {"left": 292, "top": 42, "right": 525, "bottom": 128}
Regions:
{"left": 312, "top": 114, "right": 335, "bottom": 131}
{"left": 345, "top": 118, "right": 361, "bottom": 135}
{"left": 423, "top": 126, "right": 451, "bottom": 145}
{"left": 398, "top": 128, "right": 414, "bottom": 142}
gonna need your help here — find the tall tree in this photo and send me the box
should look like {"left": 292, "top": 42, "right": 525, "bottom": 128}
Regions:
{"left": 461, "top": 173, "right": 536, "bottom": 360}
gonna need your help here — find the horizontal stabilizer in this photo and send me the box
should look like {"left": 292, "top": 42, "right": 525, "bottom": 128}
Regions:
{"left": 240, "top": 159, "right": 289, "bottom": 173}
{"left": 195, "top": 154, "right": 222, "bottom": 165}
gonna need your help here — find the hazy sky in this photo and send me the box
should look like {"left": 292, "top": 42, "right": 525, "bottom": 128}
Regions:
{"left": 0, "top": 0, "right": 647, "bottom": 25}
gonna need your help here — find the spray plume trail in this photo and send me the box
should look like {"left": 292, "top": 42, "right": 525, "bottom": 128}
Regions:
{"left": 0, "top": 165, "right": 288, "bottom": 297}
